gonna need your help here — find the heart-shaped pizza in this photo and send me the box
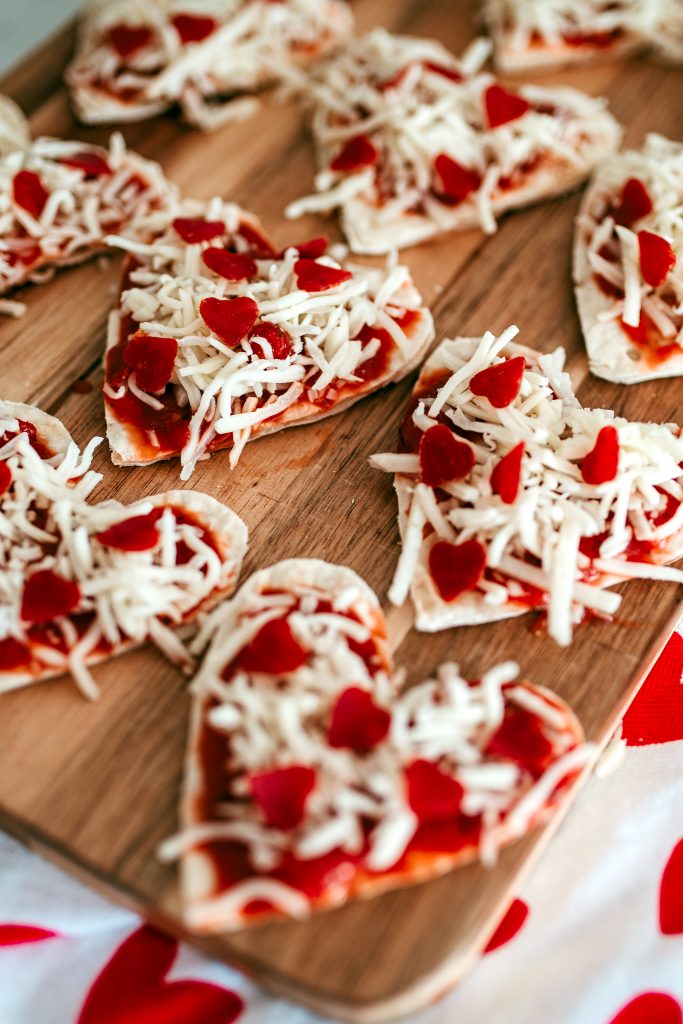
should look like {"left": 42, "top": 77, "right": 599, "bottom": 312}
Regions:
{"left": 0, "top": 95, "right": 175, "bottom": 318}
{"left": 574, "top": 134, "right": 683, "bottom": 383}
{"left": 286, "top": 29, "right": 621, "bottom": 254}
{"left": 371, "top": 326, "right": 683, "bottom": 646}
{"left": 159, "top": 558, "right": 590, "bottom": 931}
{"left": 66, "top": 0, "right": 354, "bottom": 130}
{"left": 102, "top": 199, "right": 433, "bottom": 478}
{"left": 0, "top": 401, "right": 247, "bottom": 697}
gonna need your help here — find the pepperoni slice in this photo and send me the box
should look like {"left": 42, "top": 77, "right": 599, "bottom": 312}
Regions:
{"left": 581, "top": 425, "right": 619, "bottom": 485}
{"left": 202, "top": 248, "right": 257, "bottom": 281}
{"left": 200, "top": 296, "right": 259, "bottom": 348}
{"left": 486, "top": 705, "right": 554, "bottom": 778}
{"left": 613, "top": 177, "right": 653, "bottom": 227}
{"left": 97, "top": 510, "right": 161, "bottom": 552}
{"left": 239, "top": 617, "right": 308, "bottom": 674}
{"left": 0, "top": 636, "right": 30, "bottom": 671}
{"left": 171, "top": 13, "right": 217, "bottom": 43}
{"left": 107, "top": 23, "right": 153, "bottom": 59}
{"left": 638, "top": 231, "right": 677, "bottom": 288}
{"left": 484, "top": 84, "right": 531, "bottom": 128}
{"left": 328, "top": 687, "right": 391, "bottom": 751}
{"left": 251, "top": 765, "right": 317, "bottom": 830}
{"left": 60, "top": 151, "right": 112, "bottom": 177}
{"left": 470, "top": 356, "right": 525, "bottom": 408}
{"left": 172, "top": 218, "right": 226, "bottom": 244}
{"left": 491, "top": 442, "right": 525, "bottom": 504}
{"left": 249, "top": 321, "right": 293, "bottom": 360}
{"left": 423, "top": 60, "right": 463, "bottom": 83}
{"left": 0, "top": 461, "right": 12, "bottom": 496}
{"left": 123, "top": 334, "right": 178, "bottom": 393}
{"left": 433, "top": 153, "right": 482, "bottom": 203}
{"left": 12, "top": 170, "right": 49, "bottom": 219}
{"left": 294, "top": 259, "right": 352, "bottom": 292}
{"left": 406, "top": 759, "right": 464, "bottom": 823}
{"left": 293, "top": 236, "right": 329, "bottom": 260}
{"left": 330, "top": 134, "right": 379, "bottom": 173}
{"left": 21, "top": 569, "right": 81, "bottom": 623}
{"left": 428, "top": 539, "right": 487, "bottom": 602}
{"left": 419, "top": 424, "right": 474, "bottom": 487}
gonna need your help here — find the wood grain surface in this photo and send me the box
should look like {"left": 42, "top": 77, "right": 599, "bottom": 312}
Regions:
{"left": 1, "top": 1, "right": 682, "bottom": 1020}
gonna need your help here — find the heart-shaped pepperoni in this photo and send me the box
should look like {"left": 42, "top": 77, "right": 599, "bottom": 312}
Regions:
{"left": 428, "top": 539, "right": 487, "bottom": 602}
{"left": 581, "top": 425, "right": 619, "bottom": 485}
{"left": 406, "top": 759, "right": 464, "bottom": 823}
{"left": 123, "top": 334, "right": 178, "bottom": 393}
{"left": 171, "top": 13, "right": 217, "bottom": 43}
{"left": 622, "top": 632, "right": 683, "bottom": 746}
{"left": 608, "top": 992, "right": 682, "bottom": 1024}
{"left": 249, "top": 321, "right": 293, "bottom": 360}
{"left": 172, "top": 218, "right": 226, "bottom": 244}
{"left": 294, "top": 258, "right": 352, "bottom": 292}
{"left": 491, "top": 442, "right": 525, "bottom": 504}
{"left": 328, "top": 686, "right": 391, "bottom": 750}
{"left": 292, "top": 236, "right": 329, "bottom": 260}
{"left": 638, "top": 231, "right": 677, "bottom": 288}
{"left": 660, "top": 837, "right": 683, "bottom": 935}
{"left": 107, "top": 23, "right": 153, "bottom": 59}
{"left": 0, "top": 637, "right": 30, "bottom": 670}
{"left": 484, "top": 84, "right": 531, "bottom": 128}
{"left": 419, "top": 424, "right": 474, "bottom": 487}
{"left": 21, "top": 569, "right": 81, "bottom": 623}
{"left": 470, "top": 356, "right": 525, "bottom": 408}
{"left": 484, "top": 898, "right": 529, "bottom": 953}
{"left": 97, "top": 510, "right": 161, "bottom": 552}
{"left": 433, "top": 153, "right": 482, "bottom": 203}
{"left": 12, "top": 170, "right": 49, "bottom": 219}
{"left": 202, "top": 248, "right": 257, "bottom": 281}
{"left": 251, "top": 765, "right": 317, "bottom": 830}
{"left": 238, "top": 617, "right": 308, "bottom": 675}
{"left": 423, "top": 60, "right": 463, "bottom": 83}
{"left": 60, "top": 151, "right": 112, "bottom": 177}
{"left": 614, "top": 177, "right": 653, "bottom": 227}
{"left": 486, "top": 705, "right": 554, "bottom": 778}
{"left": 0, "top": 461, "right": 12, "bottom": 496}
{"left": 330, "top": 134, "right": 379, "bottom": 173}
{"left": 200, "top": 296, "right": 259, "bottom": 348}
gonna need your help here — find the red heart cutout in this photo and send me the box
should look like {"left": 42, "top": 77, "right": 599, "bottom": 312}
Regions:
{"left": 484, "top": 84, "right": 531, "bottom": 129}
{"left": 330, "top": 134, "right": 379, "bottom": 173}
{"left": 123, "top": 334, "right": 178, "bottom": 393}
{"left": 419, "top": 423, "right": 474, "bottom": 486}
{"left": 202, "top": 248, "right": 257, "bottom": 281}
{"left": 200, "top": 296, "right": 259, "bottom": 348}
{"left": 428, "top": 539, "right": 487, "bottom": 602}
{"left": 77, "top": 925, "right": 243, "bottom": 1024}
{"left": 638, "top": 231, "right": 677, "bottom": 288}
{"left": 470, "top": 356, "right": 525, "bottom": 408}
{"left": 13, "top": 170, "right": 49, "bottom": 219}
{"left": 581, "top": 425, "right": 620, "bottom": 485}
{"left": 622, "top": 632, "right": 683, "bottom": 746}
{"left": 484, "top": 898, "right": 529, "bottom": 953}
{"left": 608, "top": 992, "right": 682, "bottom": 1024}
{"left": 328, "top": 686, "right": 391, "bottom": 751}
{"left": 0, "top": 924, "right": 60, "bottom": 946}
{"left": 660, "top": 838, "right": 683, "bottom": 935}
{"left": 60, "top": 152, "right": 112, "bottom": 178}
{"left": 614, "top": 178, "right": 653, "bottom": 227}
{"left": 491, "top": 442, "right": 525, "bottom": 504}
{"left": 433, "top": 153, "right": 482, "bottom": 203}
{"left": 294, "top": 259, "right": 352, "bottom": 293}
{"left": 21, "top": 569, "right": 81, "bottom": 624}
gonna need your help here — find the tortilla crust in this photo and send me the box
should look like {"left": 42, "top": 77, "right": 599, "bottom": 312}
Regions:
{"left": 180, "top": 560, "right": 585, "bottom": 931}
{"left": 490, "top": 26, "right": 642, "bottom": 75}
{"left": 0, "top": 485, "right": 248, "bottom": 693}
{"left": 0, "top": 399, "right": 75, "bottom": 460}
{"left": 340, "top": 106, "right": 621, "bottom": 254}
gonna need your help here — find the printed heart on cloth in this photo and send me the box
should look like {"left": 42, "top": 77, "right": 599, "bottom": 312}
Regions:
{"left": 77, "top": 925, "right": 244, "bottom": 1024}
{"left": 483, "top": 898, "right": 529, "bottom": 953}
{"left": 608, "top": 992, "right": 683, "bottom": 1024}
{"left": 0, "top": 924, "right": 60, "bottom": 945}
{"left": 660, "top": 838, "right": 683, "bottom": 935}
{"left": 622, "top": 632, "right": 683, "bottom": 746}
{"left": 169, "top": 559, "right": 588, "bottom": 933}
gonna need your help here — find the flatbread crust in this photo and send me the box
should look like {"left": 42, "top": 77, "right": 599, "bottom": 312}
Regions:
{"left": 178, "top": 558, "right": 586, "bottom": 931}
{"left": 488, "top": 25, "right": 642, "bottom": 75}
{"left": 0, "top": 399, "right": 75, "bottom": 461}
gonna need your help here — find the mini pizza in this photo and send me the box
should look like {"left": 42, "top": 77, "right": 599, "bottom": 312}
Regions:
{"left": 159, "top": 558, "right": 591, "bottom": 931}
{"left": 0, "top": 94, "right": 175, "bottom": 316}
{"left": 483, "top": 0, "right": 648, "bottom": 74}
{"left": 285, "top": 29, "right": 621, "bottom": 254}
{"left": 66, "top": 0, "right": 354, "bottom": 130}
{"left": 103, "top": 198, "right": 434, "bottom": 478}
{"left": 574, "top": 134, "right": 683, "bottom": 384}
{"left": 370, "top": 326, "right": 683, "bottom": 647}
{"left": 0, "top": 402, "right": 247, "bottom": 697}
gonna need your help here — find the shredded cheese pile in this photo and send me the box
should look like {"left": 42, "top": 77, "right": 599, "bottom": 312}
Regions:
{"left": 484, "top": 0, "right": 653, "bottom": 46}
{"left": 578, "top": 134, "right": 683, "bottom": 344}
{"left": 371, "top": 326, "right": 683, "bottom": 647}
{"left": 160, "top": 571, "right": 588, "bottom": 921}
{"left": 287, "top": 28, "right": 617, "bottom": 236}
{"left": 108, "top": 198, "right": 425, "bottom": 477}
{"left": 67, "top": 0, "right": 353, "bottom": 129}
{"left": 0, "top": 114, "right": 174, "bottom": 304}
{"left": 0, "top": 419, "right": 227, "bottom": 697}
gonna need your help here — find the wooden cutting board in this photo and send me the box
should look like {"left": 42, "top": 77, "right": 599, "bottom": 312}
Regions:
{"left": 1, "top": 2, "right": 681, "bottom": 1020}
